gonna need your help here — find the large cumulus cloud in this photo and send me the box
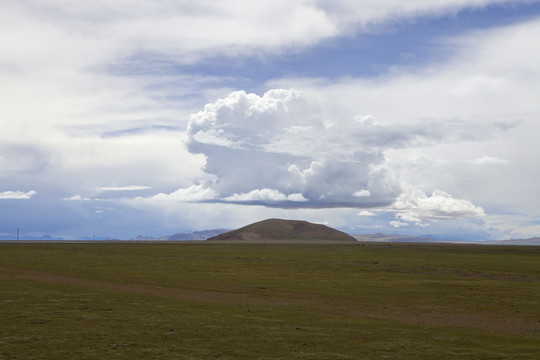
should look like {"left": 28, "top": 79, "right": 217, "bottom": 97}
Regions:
{"left": 182, "top": 89, "right": 400, "bottom": 207}
{"left": 140, "top": 88, "right": 490, "bottom": 220}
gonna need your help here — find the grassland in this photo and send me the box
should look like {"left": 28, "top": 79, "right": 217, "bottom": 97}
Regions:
{"left": 1, "top": 242, "right": 539, "bottom": 359}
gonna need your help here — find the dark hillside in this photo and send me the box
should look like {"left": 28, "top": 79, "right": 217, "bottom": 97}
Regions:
{"left": 207, "top": 218, "right": 357, "bottom": 243}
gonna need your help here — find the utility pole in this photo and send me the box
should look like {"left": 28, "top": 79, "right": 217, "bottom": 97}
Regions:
{"left": 17, "top": 228, "right": 19, "bottom": 243}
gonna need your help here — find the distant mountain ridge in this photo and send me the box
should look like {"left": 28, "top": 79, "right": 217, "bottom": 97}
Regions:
{"left": 353, "top": 234, "right": 540, "bottom": 245}
{"left": 2, "top": 229, "right": 539, "bottom": 245}
{"left": 483, "top": 237, "right": 540, "bottom": 245}
{"left": 131, "top": 229, "right": 229, "bottom": 241}
{"left": 208, "top": 218, "right": 357, "bottom": 243}
{"left": 352, "top": 233, "right": 437, "bottom": 243}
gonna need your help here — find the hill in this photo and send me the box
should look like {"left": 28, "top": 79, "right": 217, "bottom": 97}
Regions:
{"left": 207, "top": 218, "right": 357, "bottom": 243}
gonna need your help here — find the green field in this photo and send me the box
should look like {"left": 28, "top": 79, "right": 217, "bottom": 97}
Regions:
{"left": 1, "top": 242, "right": 539, "bottom": 359}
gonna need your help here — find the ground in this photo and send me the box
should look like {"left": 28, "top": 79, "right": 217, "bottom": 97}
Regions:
{"left": 1, "top": 242, "right": 539, "bottom": 359}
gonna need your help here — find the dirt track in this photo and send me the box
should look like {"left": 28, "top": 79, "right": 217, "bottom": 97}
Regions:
{"left": 0, "top": 266, "right": 308, "bottom": 307}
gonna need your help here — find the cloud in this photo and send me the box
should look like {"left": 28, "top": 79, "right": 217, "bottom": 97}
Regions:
{"left": 0, "top": 190, "right": 37, "bottom": 200}
{"left": 95, "top": 186, "right": 152, "bottom": 192}
{"left": 463, "top": 156, "right": 508, "bottom": 165}
{"left": 318, "top": 0, "right": 527, "bottom": 30}
{"left": 391, "top": 184, "right": 485, "bottom": 225}
{"left": 353, "top": 190, "right": 371, "bottom": 197}
{"left": 357, "top": 210, "right": 377, "bottom": 216}
{"left": 224, "top": 189, "right": 308, "bottom": 203}
{"left": 63, "top": 195, "right": 91, "bottom": 201}
{"left": 182, "top": 87, "right": 520, "bottom": 209}
{"left": 151, "top": 184, "right": 218, "bottom": 202}
{"left": 269, "top": 16, "right": 540, "bottom": 228}
{"left": 185, "top": 88, "right": 406, "bottom": 208}
{"left": 390, "top": 220, "right": 409, "bottom": 228}
{"left": 1, "top": 0, "right": 538, "bottom": 239}
{"left": 5, "top": 0, "right": 518, "bottom": 74}
{"left": 0, "top": 1, "right": 336, "bottom": 72}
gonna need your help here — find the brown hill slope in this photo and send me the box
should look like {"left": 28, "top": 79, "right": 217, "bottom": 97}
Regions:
{"left": 207, "top": 218, "right": 357, "bottom": 243}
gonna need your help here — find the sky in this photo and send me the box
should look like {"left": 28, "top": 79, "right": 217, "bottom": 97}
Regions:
{"left": 1, "top": 0, "right": 540, "bottom": 240}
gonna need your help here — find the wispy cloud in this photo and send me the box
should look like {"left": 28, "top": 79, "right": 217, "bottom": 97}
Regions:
{"left": 151, "top": 184, "right": 218, "bottom": 203}
{"left": 224, "top": 189, "right": 308, "bottom": 203}
{"left": 463, "top": 156, "right": 508, "bottom": 165}
{"left": 390, "top": 220, "right": 409, "bottom": 228}
{"left": 63, "top": 195, "right": 91, "bottom": 201}
{"left": 0, "top": 190, "right": 37, "bottom": 200}
{"left": 357, "top": 210, "right": 377, "bottom": 217}
{"left": 95, "top": 186, "right": 152, "bottom": 192}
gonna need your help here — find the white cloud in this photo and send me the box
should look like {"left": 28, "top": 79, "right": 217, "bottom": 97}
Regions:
{"left": 0, "top": 190, "right": 37, "bottom": 200}
{"left": 63, "top": 195, "right": 91, "bottom": 201}
{"left": 390, "top": 220, "right": 409, "bottom": 228}
{"left": 2, "top": 1, "right": 528, "bottom": 156}
{"left": 357, "top": 210, "right": 377, "bottom": 216}
{"left": 184, "top": 87, "right": 520, "bottom": 209}
{"left": 318, "top": 0, "right": 527, "bottom": 32}
{"left": 13, "top": 130, "right": 204, "bottom": 207}
{"left": 392, "top": 184, "right": 485, "bottom": 225}
{"left": 95, "top": 186, "right": 152, "bottom": 192}
{"left": 270, "top": 17, "right": 540, "bottom": 129}
{"left": 353, "top": 190, "right": 371, "bottom": 197}
{"left": 151, "top": 184, "right": 218, "bottom": 202}
{"left": 1, "top": 0, "right": 538, "bottom": 239}
{"left": 269, "top": 16, "right": 540, "bottom": 233}
{"left": 0, "top": 1, "right": 337, "bottom": 72}
{"left": 5, "top": 0, "right": 519, "bottom": 74}
{"left": 463, "top": 156, "right": 508, "bottom": 165}
{"left": 186, "top": 89, "right": 405, "bottom": 207}
{"left": 224, "top": 189, "right": 308, "bottom": 203}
